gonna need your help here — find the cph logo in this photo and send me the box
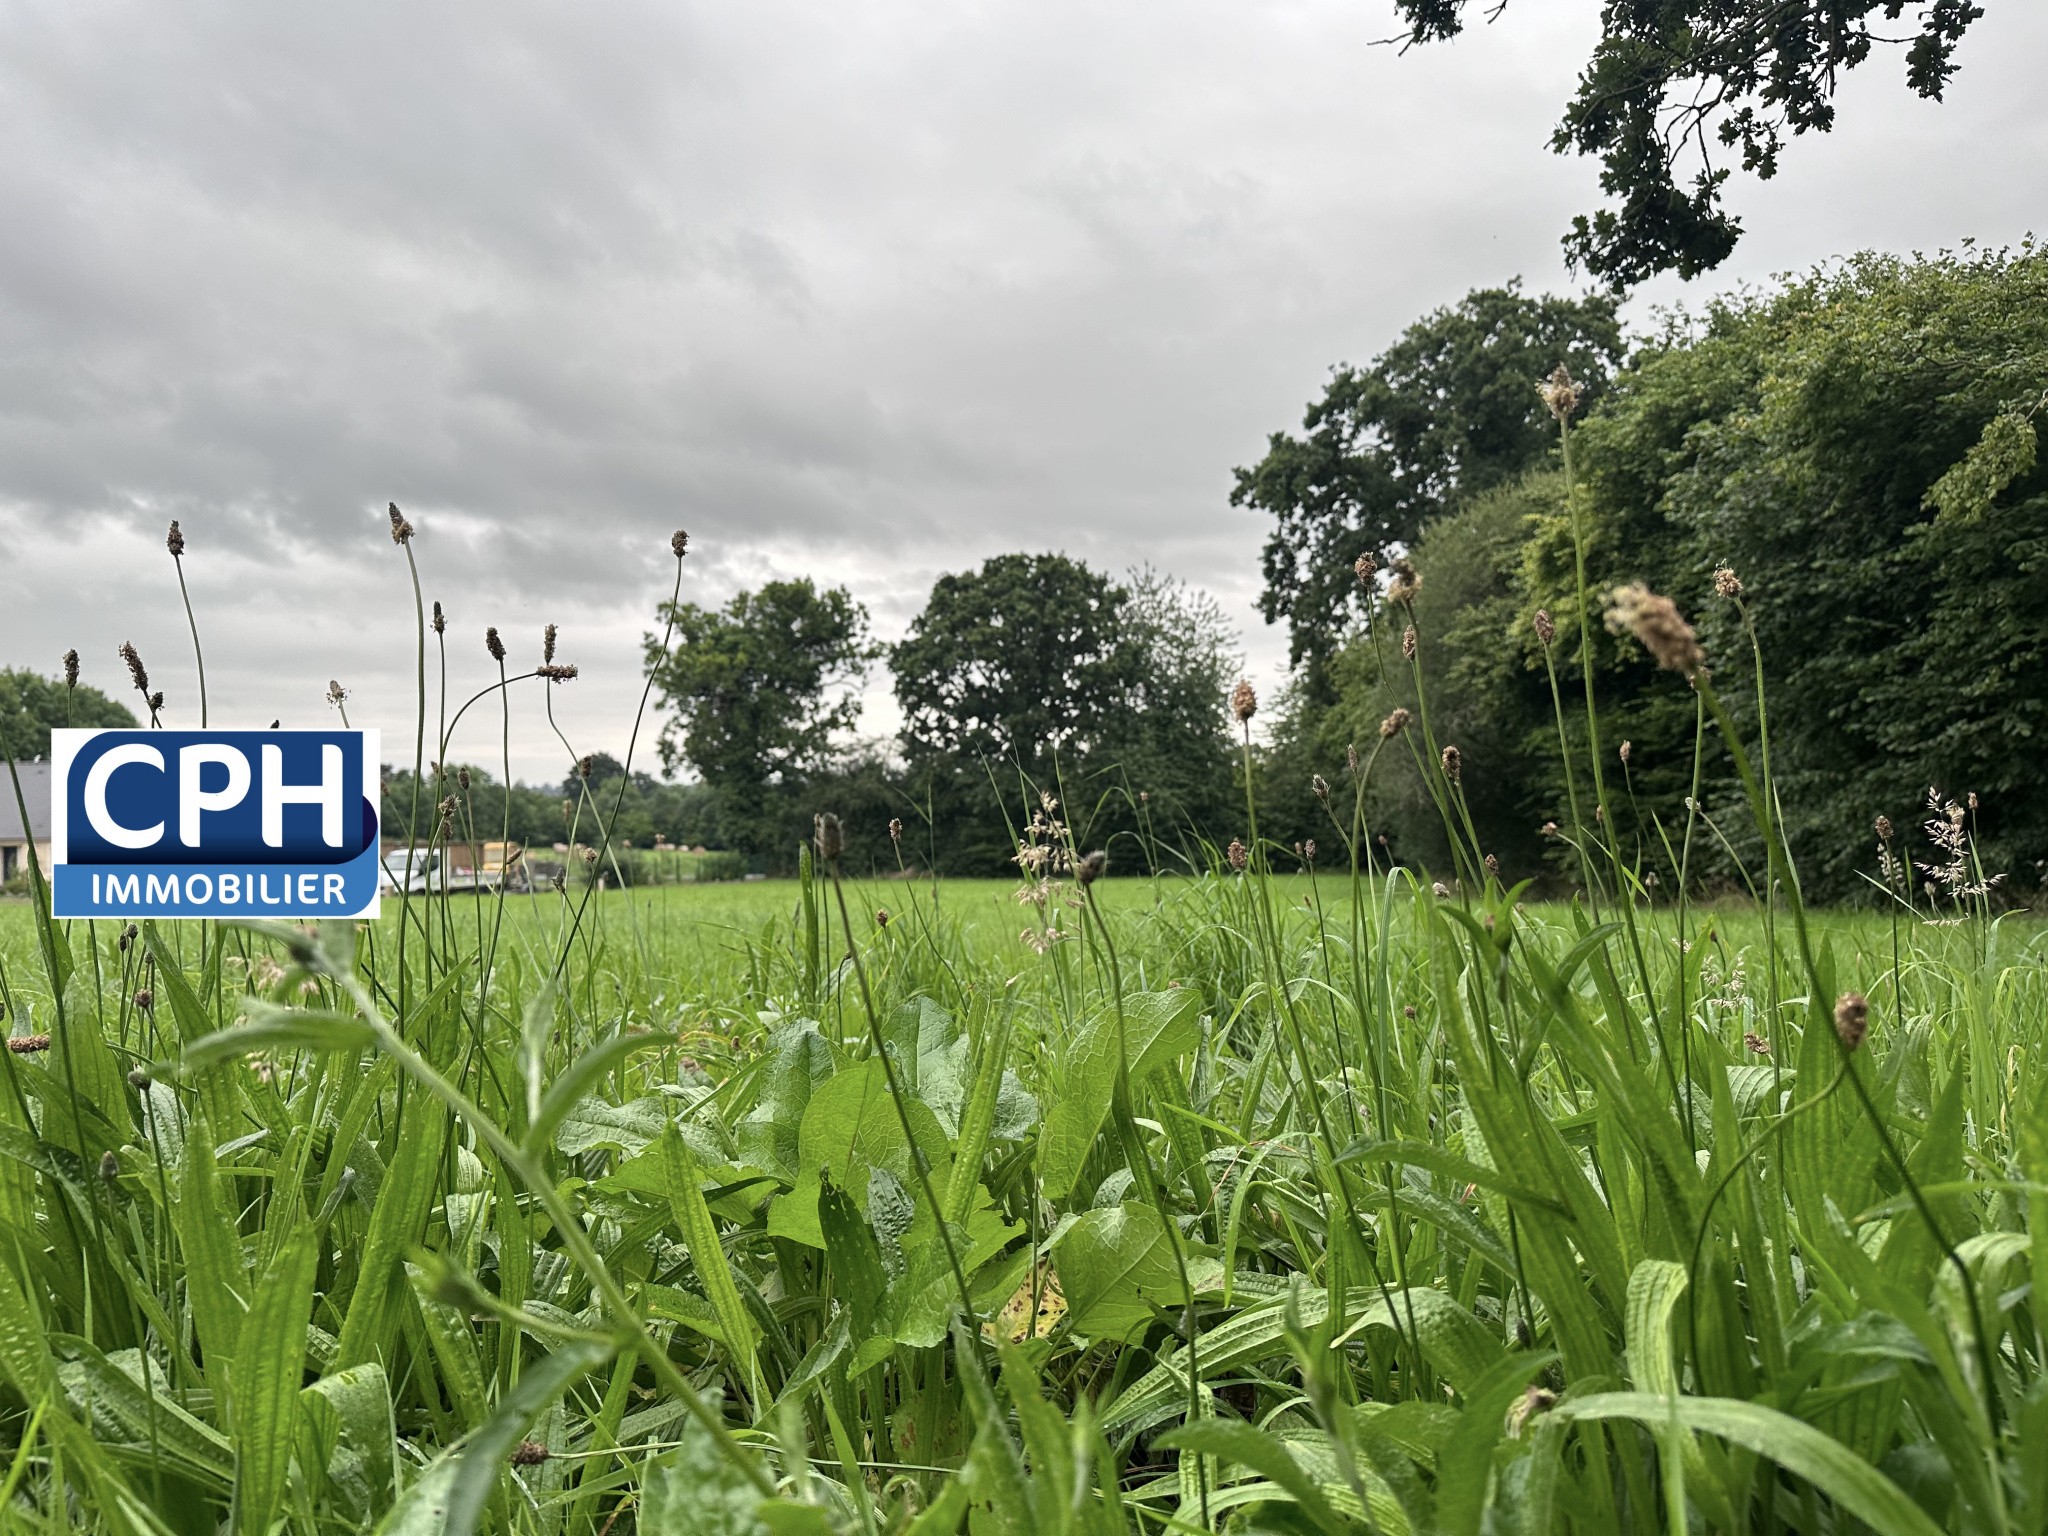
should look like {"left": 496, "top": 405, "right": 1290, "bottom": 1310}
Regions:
{"left": 50, "top": 729, "right": 381, "bottom": 919}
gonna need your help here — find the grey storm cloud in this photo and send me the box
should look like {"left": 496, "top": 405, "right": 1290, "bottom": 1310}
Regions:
{"left": 2, "top": 0, "right": 2043, "bottom": 780}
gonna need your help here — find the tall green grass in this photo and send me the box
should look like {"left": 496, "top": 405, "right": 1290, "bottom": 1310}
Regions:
{"left": 0, "top": 487, "right": 2043, "bottom": 1535}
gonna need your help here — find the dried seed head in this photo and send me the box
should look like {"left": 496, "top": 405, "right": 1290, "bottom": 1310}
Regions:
{"left": 1968, "top": 791, "right": 1979, "bottom": 812}
{"left": 550, "top": 872, "right": 566, "bottom": 893}
{"left": 875, "top": 907, "right": 890, "bottom": 928}
{"left": 1346, "top": 742, "right": 1360, "bottom": 776}
{"left": 1532, "top": 609, "right": 1555, "bottom": 647}
{"left": 1619, "top": 740, "right": 1632, "bottom": 766}
{"left": 543, "top": 623, "right": 558, "bottom": 664}
{"left": 387, "top": 503, "right": 414, "bottom": 544}
{"left": 1379, "top": 707, "right": 1411, "bottom": 738}
{"left": 6, "top": 1035, "right": 50, "bottom": 1054}
{"left": 485, "top": 627, "right": 506, "bottom": 663}
{"left": 326, "top": 679, "right": 348, "bottom": 707}
{"left": 457, "top": 766, "right": 471, "bottom": 792}
{"left": 577, "top": 755, "right": 594, "bottom": 780}
{"left": 127, "top": 1066, "right": 152, "bottom": 1088}
{"left": 1311, "top": 773, "right": 1330, "bottom": 802}
{"left": 671, "top": 529, "right": 689, "bottom": 559}
{"left": 1077, "top": 849, "right": 1107, "bottom": 885}
{"left": 1402, "top": 624, "right": 1417, "bottom": 660}
{"left": 99, "top": 1151, "right": 120, "bottom": 1183}
{"left": 1226, "top": 838, "right": 1248, "bottom": 872}
{"left": 1301, "top": 838, "right": 1316, "bottom": 862}
{"left": 537, "top": 663, "right": 579, "bottom": 682}
{"left": 580, "top": 846, "right": 597, "bottom": 865}
{"left": 1230, "top": 679, "right": 1257, "bottom": 724}
{"left": 1536, "top": 364, "right": 1579, "bottom": 423}
{"left": 1833, "top": 992, "right": 1869, "bottom": 1052}
{"left": 431, "top": 600, "right": 446, "bottom": 634}
{"left": 118, "top": 642, "right": 150, "bottom": 696}
{"left": 133, "top": 989, "right": 153, "bottom": 1013}
{"left": 888, "top": 817, "right": 903, "bottom": 843}
{"left": 1138, "top": 790, "right": 1149, "bottom": 805}
{"left": 1541, "top": 820, "right": 1559, "bottom": 838}
{"left": 1432, "top": 881, "right": 1451, "bottom": 899}
{"left": 1353, "top": 552, "right": 1377, "bottom": 586}
{"left": 1440, "top": 745, "right": 1462, "bottom": 783}
{"left": 147, "top": 692, "right": 164, "bottom": 715}
{"left": 165, "top": 519, "right": 185, "bottom": 557}
{"left": 814, "top": 812, "right": 844, "bottom": 862}
{"left": 1402, "top": 1004, "right": 1416, "bottom": 1019}
{"left": 1713, "top": 566, "right": 1743, "bottom": 600}
{"left": 118, "top": 923, "right": 137, "bottom": 952}
{"left": 1875, "top": 814, "right": 1894, "bottom": 842}
{"left": 1484, "top": 853, "right": 1499, "bottom": 878}
{"left": 1743, "top": 1032, "right": 1771, "bottom": 1056}
{"left": 510, "top": 1441, "right": 550, "bottom": 1467}
{"left": 62, "top": 649, "right": 79, "bottom": 689}
{"left": 1604, "top": 583, "right": 1704, "bottom": 677}
{"left": 1386, "top": 557, "right": 1421, "bottom": 606}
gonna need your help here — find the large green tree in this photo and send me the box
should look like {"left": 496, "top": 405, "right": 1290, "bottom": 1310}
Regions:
{"left": 1237, "top": 283, "right": 1622, "bottom": 694}
{"left": 1546, "top": 245, "right": 2048, "bottom": 896}
{"left": 892, "top": 554, "right": 1237, "bottom": 871}
{"left": 647, "top": 579, "right": 877, "bottom": 859}
{"left": 1285, "top": 246, "right": 2048, "bottom": 900}
{"left": 1390, "top": 0, "right": 1986, "bottom": 285}
{"left": 0, "top": 667, "right": 137, "bottom": 758}
{"left": 892, "top": 554, "right": 1136, "bottom": 770}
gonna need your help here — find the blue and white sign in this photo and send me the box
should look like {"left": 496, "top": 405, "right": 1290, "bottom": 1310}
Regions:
{"left": 50, "top": 729, "right": 382, "bottom": 919}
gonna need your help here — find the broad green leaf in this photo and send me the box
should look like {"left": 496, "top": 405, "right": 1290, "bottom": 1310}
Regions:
{"left": 336, "top": 1098, "right": 450, "bottom": 1370}
{"left": 735, "top": 1023, "right": 836, "bottom": 1181}
{"left": 1624, "top": 1258, "right": 1688, "bottom": 1397}
{"left": 301, "top": 1362, "right": 398, "bottom": 1528}
{"left": 233, "top": 1225, "right": 317, "bottom": 1536}
{"left": 663, "top": 1126, "right": 762, "bottom": 1408}
{"left": 175, "top": 1113, "right": 249, "bottom": 1393}
{"left": 526, "top": 1030, "right": 666, "bottom": 1155}
{"left": 554, "top": 1094, "right": 670, "bottom": 1157}
{"left": 1038, "top": 990, "right": 1201, "bottom": 1198}
{"left": 1052, "top": 1202, "right": 1191, "bottom": 1342}
{"left": 1159, "top": 1419, "right": 1350, "bottom": 1536}
{"left": 638, "top": 1413, "right": 774, "bottom": 1536}
{"left": 1560, "top": 1393, "right": 1947, "bottom": 1536}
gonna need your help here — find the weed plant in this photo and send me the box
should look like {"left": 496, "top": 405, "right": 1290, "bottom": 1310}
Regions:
{"left": 0, "top": 446, "right": 2044, "bottom": 1536}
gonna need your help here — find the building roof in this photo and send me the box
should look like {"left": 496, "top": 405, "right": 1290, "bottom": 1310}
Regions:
{"left": 0, "top": 761, "right": 53, "bottom": 842}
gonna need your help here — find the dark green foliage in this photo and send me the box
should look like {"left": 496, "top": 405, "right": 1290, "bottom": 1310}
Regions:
{"left": 1278, "top": 246, "right": 2048, "bottom": 900}
{"left": 0, "top": 667, "right": 137, "bottom": 757}
{"left": 1557, "top": 246, "right": 2048, "bottom": 897}
{"left": 1388, "top": 0, "right": 1986, "bottom": 285}
{"left": 1324, "top": 472, "right": 1563, "bottom": 879}
{"left": 1237, "top": 284, "right": 1623, "bottom": 690}
{"left": 648, "top": 579, "right": 879, "bottom": 861}
{"left": 893, "top": 557, "right": 1237, "bottom": 873}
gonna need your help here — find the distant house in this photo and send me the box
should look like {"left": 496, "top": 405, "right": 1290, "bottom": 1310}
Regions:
{"left": 0, "top": 761, "right": 53, "bottom": 885}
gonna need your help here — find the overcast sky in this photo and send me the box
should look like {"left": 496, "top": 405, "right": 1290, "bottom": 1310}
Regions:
{"left": 2, "top": 1, "right": 2042, "bottom": 784}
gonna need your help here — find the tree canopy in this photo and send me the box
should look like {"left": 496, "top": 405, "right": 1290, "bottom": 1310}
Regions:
{"left": 1389, "top": 0, "right": 1987, "bottom": 285}
{"left": 1236, "top": 283, "right": 1622, "bottom": 690}
{"left": 1275, "top": 245, "right": 2048, "bottom": 900}
{"left": 647, "top": 579, "right": 877, "bottom": 856}
{"left": 0, "top": 667, "right": 138, "bottom": 759}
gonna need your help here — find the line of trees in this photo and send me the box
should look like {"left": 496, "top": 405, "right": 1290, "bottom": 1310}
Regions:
{"left": 645, "top": 557, "right": 1241, "bottom": 874}
{"left": 1250, "top": 245, "right": 2048, "bottom": 901}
